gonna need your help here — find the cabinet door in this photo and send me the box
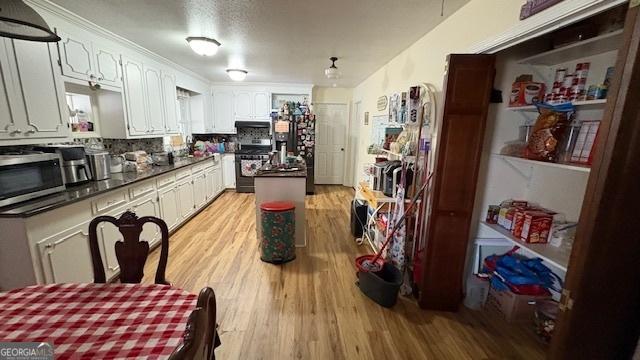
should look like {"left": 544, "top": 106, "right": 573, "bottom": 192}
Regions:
{"left": 213, "top": 88, "right": 235, "bottom": 133}
{"left": 193, "top": 171, "right": 207, "bottom": 209}
{"left": 37, "top": 223, "right": 94, "bottom": 284}
{"left": 144, "top": 65, "right": 165, "bottom": 135}
{"left": 215, "top": 167, "right": 224, "bottom": 195}
{"left": 94, "top": 45, "right": 121, "bottom": 88}
{"left": 121, "top": 56, "right": 148, "bottom": 135}
{"left": 177, "top": 180, "right": 195, "bottom": 220}
{"left": 132, "top": 196, "right": 162, "bottom": 247}
{"left": 162, "top": 71, "right": 179, "bottom": 134}
{"left": 0, "top": 40, "right": 19, "bottom": 140}
{"left": 222, "top": 155, "right": 236, "bottom": 188}
{"left": 205, "top": 169, "right": 216, "bottom": 200}
{"left": 233, "top": 90, "right": 252, "bottom": 119}
{"left": 253, "top": 91, "right": 271, "bottom": 120}
{"left": 159, "top": 185, "right": 180, "bottom": 230}
{"left": 57, "top": 29, "right": 94, "bottom": 82}
{"left": 11, "top": 40, "right": 68, "bottom": 139}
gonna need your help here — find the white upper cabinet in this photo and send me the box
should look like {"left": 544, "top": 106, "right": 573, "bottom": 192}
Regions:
{"left": 0, "top": 39, "right": 68, "bottom": 143}
{"left": 56, "top": 28, "right": 122, "bottom": 89}
{"left": 253, "top": 91, "right": 271, "bottom": 120}
{"left": 143, "top": 64, "right": 165, "bottom": 135}
{"left": 57, "top": 29, "right": 94, "bottom": 81}
{"left": 212, "top": 87, "right": 235, "bottom": 133}
{"left": 232, "top": 88, "right": 271, "bottom": 121}
{"left": 93, "top": 45, "right": 121, "bottom": 88}
{"left": 234, "top": 90, "right": 252, "bottom": 119}
{"left": 121, "top": 55, "right": 148, "bottom": 136}
{"left": 162, "top": 71, "right": 179, "bottom": 134}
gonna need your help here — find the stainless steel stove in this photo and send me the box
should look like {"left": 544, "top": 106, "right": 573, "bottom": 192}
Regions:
{"left": 235, "top": 140, "right": 272, "bottom": 193}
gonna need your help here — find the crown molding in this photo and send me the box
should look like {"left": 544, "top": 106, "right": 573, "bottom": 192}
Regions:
{"left": 25, "top": 0, "right": 212, "bottom": 85}
{"left": 468, "top": 0, "right": 627, "bottom": 54}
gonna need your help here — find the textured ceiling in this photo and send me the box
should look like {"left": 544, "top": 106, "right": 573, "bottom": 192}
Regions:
{"left": 48, "top": 0, "right": 469, "bottom": 86}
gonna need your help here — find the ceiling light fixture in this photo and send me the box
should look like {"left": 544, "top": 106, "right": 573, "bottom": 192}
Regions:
{"left": 0, "top": 0, "right": 60, "bottom": 42}
{"left": 226, "top": 69, "right": 248, "bottom": 81}
{"left": 186, "top": 36, "right": 220, "bottom": 56}
{"left": 325, "top": 57, "right": 341, "bottom": 80}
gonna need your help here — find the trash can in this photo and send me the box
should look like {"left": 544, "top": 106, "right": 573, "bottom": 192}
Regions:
{"left": 260, "top": 201, "right": 296, "bottom": 264}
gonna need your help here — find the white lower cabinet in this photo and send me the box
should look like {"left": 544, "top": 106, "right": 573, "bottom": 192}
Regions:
{"left": 177, "top": 179, "right": 195, "bottom": 220}
{"left": 159, "top": 185, "right": 180, "bottom": 231}
{"left": 37, "top": 223, "right": 94, "bottom": 284}
{"left": 3, "top": 159, "right": 223, "bottom": 290}
{"left": 193, "top": 171, "right": 207, "bottom": 208}
{"left": 222, "top": 154, "right": 236, "bottom": 189}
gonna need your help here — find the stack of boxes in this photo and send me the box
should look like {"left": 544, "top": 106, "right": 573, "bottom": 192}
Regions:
{"left": 488, "top": 200, "right": 555, "bottom": 244}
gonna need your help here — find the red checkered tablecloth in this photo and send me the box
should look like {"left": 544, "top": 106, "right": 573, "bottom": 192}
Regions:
{"left": 0, "top": 283, "right": 197, "bottom": 359}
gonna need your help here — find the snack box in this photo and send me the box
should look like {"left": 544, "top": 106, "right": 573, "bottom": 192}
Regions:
{"left": 511, "top": 208, "right": 528, "bottom": 238}
{"left": 509, "top": 82, "right": 545, "bottom": 107}
{"left": 520, "top": 211, "right": 554, "bottom": 244}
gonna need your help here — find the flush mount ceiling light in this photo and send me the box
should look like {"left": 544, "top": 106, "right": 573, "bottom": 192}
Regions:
{"left": 0, "top": 0, "right": 60, "bottom": 42}
{"left": 325, "top": 57, "right": 341, "bottom": 80}
{"left": 186, "top": 36, "right": 220, "bottom": 56}
{"left": 226, "top": 69, "right": 248, "bottom": 81}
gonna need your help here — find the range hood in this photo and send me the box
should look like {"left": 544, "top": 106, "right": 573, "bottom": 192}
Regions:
{"left": 235, "top": 120, "right": 270, "bottom": 128}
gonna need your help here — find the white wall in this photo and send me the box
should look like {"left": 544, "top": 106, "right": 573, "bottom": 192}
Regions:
{"left": 351, "top": 0, "right": 526, "bottom": 180}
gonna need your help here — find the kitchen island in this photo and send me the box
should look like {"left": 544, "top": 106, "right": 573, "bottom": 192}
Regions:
{"left": 254, "top": 167, "right": 307, "bottom": 247}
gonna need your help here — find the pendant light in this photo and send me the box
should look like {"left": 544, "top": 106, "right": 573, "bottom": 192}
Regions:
{"left": 226, "top": 69, "right": 248, "bottom": 81}
{"left": 186, "top": 36, "right": 221, "bottom": 56}
{"left": 0, "top": 0, "right": 60, "bottom": 42}
{"left": 325, "top": 57, "right": 340, "bottom": 80}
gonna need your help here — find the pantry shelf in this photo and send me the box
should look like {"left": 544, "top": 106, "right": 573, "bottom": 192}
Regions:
{"left": 506, "top": 99, "right": 607, "bottom": 112}
{"left": 480, "top": 221, "right": 570, "bottom": 271}
{"left": 495, "top": 154, "right": 591, "bottom": 173}
{"left": 518, "top": 29, "right": 623, "bottom": 65}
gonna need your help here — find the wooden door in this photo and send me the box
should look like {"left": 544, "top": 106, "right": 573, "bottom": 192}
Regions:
{"left": 93, "top": 45, "right": 121, "bottom": 88}
{"left": 159, "top": 185, "right": 180, "bottom": 230}
{"left": 121, "top": 56, "right": 148, "bottom": 135}
{"left": 37, "top": 223, "right": 94, "bottom": 284}
{"left": 253, "top": 91, "right": 271, "bottom": 120}
{"left": 213, "top": 88, "right": 235, "bottom": 133}
{"left": 11, "top": 40, "right": 68, "bottom": 139}
{"left": 418, "top": 54, "right": 495, "bottom": 311}
{"left": 162, "top": 71, "right": 179, "bottom": 134}
{"left": 314, "top": 103, "right": 347, "bottom": 184}
{"left": 144, "top": 65, "right": 165, "bottom": 135}
{"left": 549, "top": 5, "right": 640, "bottom": 359}
{"left": 234, "top": 90, "right": 252, "bottom": 120}
{"left": 57, "top": 29, "right": 94, "bottom": 82}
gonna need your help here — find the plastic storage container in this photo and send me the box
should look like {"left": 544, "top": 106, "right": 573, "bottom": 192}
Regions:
{"left": 260, "top": 201, "right": 296, "bottom": 264}
{"left": 357, "top": 262, "right": 403, "bottom": 308}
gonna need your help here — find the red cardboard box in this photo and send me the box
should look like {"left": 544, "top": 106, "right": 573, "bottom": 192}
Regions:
{"left": 509, "top": 82, "right": 545, "bottom": 107}
{"left": 520, "top": 211, "right": 553, "bottom": 243}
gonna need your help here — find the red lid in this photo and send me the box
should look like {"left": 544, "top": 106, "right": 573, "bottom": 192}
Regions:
{"left": 260, "top": 201, "right": 295, "bottom": 211}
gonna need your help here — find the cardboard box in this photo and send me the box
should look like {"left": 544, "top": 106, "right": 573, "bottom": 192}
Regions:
{"left": 509, "top": 82, "right": 545, "bottom": 107}
{"left": 485, "top": 285, "right": 550, "bottom": 323}
{"left": 521, "top": 211, "right": 553, "bottom": 243}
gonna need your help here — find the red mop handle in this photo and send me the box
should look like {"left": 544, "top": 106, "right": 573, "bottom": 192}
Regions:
{"left": 369, "top": 175, "right": 432, "bottom": 264}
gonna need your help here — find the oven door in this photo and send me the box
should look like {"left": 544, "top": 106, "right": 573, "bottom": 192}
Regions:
{"left": 239, "top": 159, "right": 264, "bottom": 177}
{"left": 0, "top": 156, "right": 66, "bottom": 207}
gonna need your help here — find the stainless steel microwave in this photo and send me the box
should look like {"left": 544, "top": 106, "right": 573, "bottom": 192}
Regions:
{"left": 0, "top": 153, "right": 66, "bottom": 207}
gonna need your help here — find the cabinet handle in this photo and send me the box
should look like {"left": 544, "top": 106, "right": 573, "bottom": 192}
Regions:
{"left": 11, "top": 129, "right": 22, "bottom": 134}
{"left": 44, "top": 243, "right": 54, "bottom": 249}
{"left": 25, "top": 129, "right": 35, "bottom": 134}
{"left": 98, "top": 76, "right": 104, "bottom": 81}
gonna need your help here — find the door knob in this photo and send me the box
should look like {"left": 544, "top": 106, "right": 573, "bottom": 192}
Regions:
{"left": 341, "top": 148, "right": 344, "bottom": 151}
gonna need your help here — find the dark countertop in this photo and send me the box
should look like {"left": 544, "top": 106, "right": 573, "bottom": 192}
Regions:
{"left": 255, "top": 167, "right": 307, "bottom": 178}
{"left": 0, "top": 155, "right": 216, "bottom": 218}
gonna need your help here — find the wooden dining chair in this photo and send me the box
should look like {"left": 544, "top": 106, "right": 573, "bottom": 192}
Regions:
{"left": 170, "top": 287, "right": 220, "bottom": 360}
{"left": 88, "top": 210, "right": 170, "bottom": 284}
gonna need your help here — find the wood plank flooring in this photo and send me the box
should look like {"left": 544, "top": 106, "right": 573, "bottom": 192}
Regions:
{"left": 144, "top": 185, "right": 546, "bottom": 359}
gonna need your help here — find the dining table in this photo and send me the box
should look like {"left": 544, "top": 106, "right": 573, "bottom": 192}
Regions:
{"left": 0, "top": 283, "right": 197, "bottom": 359}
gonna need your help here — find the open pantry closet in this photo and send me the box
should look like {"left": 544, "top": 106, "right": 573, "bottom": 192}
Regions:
{"left": 447, "top": 2, "right": 640, "bottom": 358}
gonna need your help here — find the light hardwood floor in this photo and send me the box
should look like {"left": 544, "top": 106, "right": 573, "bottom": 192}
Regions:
{"left": 144, "top": 185, "right": 546, "bottom": 359}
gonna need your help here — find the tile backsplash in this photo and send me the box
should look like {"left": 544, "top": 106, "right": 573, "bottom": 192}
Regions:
{"left": 102, "top": 138, "right": 164, "bottom": 154}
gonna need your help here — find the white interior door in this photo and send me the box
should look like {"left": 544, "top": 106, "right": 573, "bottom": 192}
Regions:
{"left": 348, "top": 101, "right": 362, "bottom": 187}
{"left": 314, "top": 103, "right": 347, "bottom": 184}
